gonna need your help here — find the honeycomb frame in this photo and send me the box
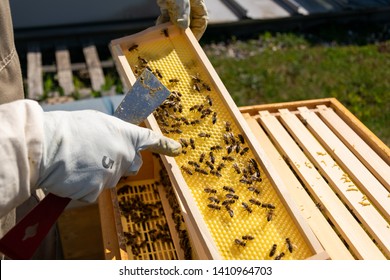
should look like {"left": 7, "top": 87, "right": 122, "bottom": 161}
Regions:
{"left": 110, "top": 23, "right": 326, "bottom": 260}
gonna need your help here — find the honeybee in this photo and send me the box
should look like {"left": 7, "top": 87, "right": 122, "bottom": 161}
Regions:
{"left": 169, "top": 78, "right": 180, "bottom": 83}
{"left": 249, "top": 198, "right": 262, "bottom": 206}
{"left": 196, "top": 104, "right": 204, "bottom": 112}
{"left": 242, "top": 235, "right": 254, "bottom": 241}
{"left": 208, "top": 196, "right": 220, "bottom": 204}
{"left": 210, "top": 170, "right": 222, "bottom": 177}
{"left": 286, "top": 238, "right": 294, "bottom": 253}
{"left": 247, "top": 186, "right": 261, "bottom": 195}
{"left": 198, "top": 132, "right": 211, "bottom": 138}
{"left": 209, "top": 152, "right": 215, "bottom": 164}
{"left": 242, "top": 202, "right": 253, "bottom": 214}
{"left": 188, "top": 161, "right": 200, "bottom": 168}
{"left": 226, "top": 145, "right": 233, "bottom": 154}
{"left": 207, "top": 204, "right": 221, "bottom": 210}
{"left": 262, "top": 203, "right": 276, "bottom": 209}
{"left": 189, "top": 104, "right": 199, "bottom": 111}
{"left": 190, "top": 120, "right": 200, "bottom": 126}
{"left": 249, "top": 159, "right": 259, "bottom": 171}
{"left": 179, "top": 138, "right": 188, "bottom": 148}
{"left": 225, "top": 205, "right": 234, "bottom": 218}
{"left": 181, "top": 165, "right": 193, "bottom": 175}
{"left": 222, "top": 199, "right": 236, "bottom": 206}
{"left": 191, "top": 73, "right": 201, "bottom": 82}
{"left": 138, "top": 56, "right": 148, "bottom": 65}
{"left": 128, "top": 44, "right": 138, "bottom": 52}
{"left": 240, "top": 147, "right": 249, "bottom": 156}
{"left": 232, "top": 163, "right": 241, "bottom": 174}
{"left": 180, "top": 116, "right": 189, "bottom": 125}
{"left": 226, "top": 193, "right": 239, "bottom": 200}
{"left": 240, "top": 178, "right": 253, "bottom": 185}
{"left": 216, "top": 163, "right": 226, "bottom": 171}
{"left": 204, "top": 187, "right": 217, "bottom": 194}
{"left": 212, "top": 112, "right": 217, "bottom": 124}
{"left": 206, "top": 95, "right": 213, "bottom": 106}
{"left": 223, "top": 186, "right": 235, "bottom": 193}
{"left": 200, "top": 108, "right": 212, "bottom": 119}
{"left": 238, "top": 134, "right": 245, "bottom": 144}
{"left": 195, "top": 167, "right": 208, "bottom": 175}
{"left": 199, "top": 153, "right": 205, "bottom": 163}
{"left": 193, "top": 82, "right": 202, "bottom": 92}
{"left": 117, "top": 184, "right": 131, "bottom": 195}
{"left": 266, "top": 209, "right": 275, "bottom": 222}
{"left": 275, "top": 252, "right": 285, "bottom": 260}
{"left": 205, "top": 161, "right": 214, "bottom": 170}
{"left": 170, "top": 128, "right": 183, "bottom": 134}
{"left": 190, "top": 138, "right": 196, "bottom": 149}
{"left": 251, "top": 175, "right": 262, "bottom": 182}
{"left": 155, "top": 69, "right": 163, "bottom": 79}
{"left": 161, "top": 28, "right": 169, "bottom": 37}
{"left": 234, "top": 239, "right": 246, "bottom": 247}
{"left": 210, "top": 145, "right": 223, "bottom": 151}
{"left": 269, "top": 244, "right": 277, "bottom": 257}
{"left": 222, "top": 156, "right": 235, "bottom": 161}
{"left": 202, "top": 82, "right": 211, "bottom": 91}
{"left": 224, "top": 121, "right": 232, "bottom": 132}
{"left": 170, "top": 122, "right": 182, "bottom": 128}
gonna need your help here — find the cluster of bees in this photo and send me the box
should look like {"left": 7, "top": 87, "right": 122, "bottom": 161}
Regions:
{"left": 126, "top": 39, "right": 299, "bottom": 259}
{"left": 158, "top": 156, "right": 193, "bottom": 259}
{"left": 117, "top": 189, "right": 173, "bottom": 258}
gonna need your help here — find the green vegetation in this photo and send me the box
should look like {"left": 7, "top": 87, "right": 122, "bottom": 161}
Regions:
{"left": 203, "top": 29, "right": 390, "bottom": 146}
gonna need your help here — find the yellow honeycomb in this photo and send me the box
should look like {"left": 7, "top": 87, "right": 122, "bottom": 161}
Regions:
{"left": 121, "top": 26, "right": 313, "bottom": 260}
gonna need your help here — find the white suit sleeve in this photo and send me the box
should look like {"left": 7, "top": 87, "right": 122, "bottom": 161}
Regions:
{"left": 0, "top": 99, "right": 181, "bottom": 217}
{"left": 0, "top": 100, "right": 44, "bottom": 218}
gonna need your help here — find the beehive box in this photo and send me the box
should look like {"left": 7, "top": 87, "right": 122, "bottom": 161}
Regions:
{"left": 240, "top": 98, "right": 390, "bottom": 260}
{"left": 107, "top": 23, "right": 327, "bottom": 260}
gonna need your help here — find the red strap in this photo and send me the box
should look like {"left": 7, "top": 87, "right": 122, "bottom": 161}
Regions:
{"left": 0, "top": 193, "right": 71, "bottom": 259}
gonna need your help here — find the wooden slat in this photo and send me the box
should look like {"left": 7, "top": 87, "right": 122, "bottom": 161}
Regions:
{"left": 242, "top": 113, "right": 353, "bottom": 260}
{"left": 98, "top": 189, "right": 128, "bottom": 260}
{"left": 327, "top": 98, "right": 390, "bottom": 164}
{"left": 27, "top": 44, "right": 43, "bottom": 99}
{"left": 239, "top": 98, "right": 333, "bottom": 116}
{"left": 258, "top": 110, "right": 386, "bottom": 260}
{"left": 55, "top": 47, "right": 75, "bottom": 95}
{"left": 298, "top": 106, "right": 390, "bottom": 221}
{"left": 316, "top": 105, "right": 390, "bottom": 190}
{"left": 278, "top": 108, "right": 390, "bottom": 258}
{"left": 83, "top": 45, "right": 105, "bottom": 91}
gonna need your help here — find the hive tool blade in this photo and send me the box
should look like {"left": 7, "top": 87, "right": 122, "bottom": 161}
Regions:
{"left": 114, "top": 68, "right": 171, "bottom": 124}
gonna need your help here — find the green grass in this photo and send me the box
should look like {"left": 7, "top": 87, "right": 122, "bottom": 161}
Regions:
{"left": 203, "top": 31, "right": 390, "bottom": 146}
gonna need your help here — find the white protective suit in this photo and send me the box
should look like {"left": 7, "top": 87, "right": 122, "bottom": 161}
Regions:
{"left": 0, "top": 100, "right": 182, "bottom": 218}
{"left": 0, "top": 0, "right": 207, "bottom": 259}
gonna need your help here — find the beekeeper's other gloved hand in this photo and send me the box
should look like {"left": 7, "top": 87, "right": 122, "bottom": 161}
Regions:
{"left": 38, "top": 110, "right": 181, "bottom": 202}
{"left": 156, "top": 0, "right": 208, "bottom": 40}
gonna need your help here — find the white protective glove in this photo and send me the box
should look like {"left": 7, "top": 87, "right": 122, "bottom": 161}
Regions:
{"left": 156, "top": 0, "right": 208, "bottom": 40}
{"left": 38, "top": 109, "right": 181, "bottom": 202}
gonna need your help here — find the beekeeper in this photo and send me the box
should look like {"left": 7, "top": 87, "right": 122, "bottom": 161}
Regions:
{"left": 0, "top": 0, "right": 208, "bottom": 258}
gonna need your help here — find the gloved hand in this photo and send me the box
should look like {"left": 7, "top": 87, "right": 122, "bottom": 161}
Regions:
{"left": 38, "top": 110, "right": 181, "bottom": 202}
{"left": 156, "top": 0, "right": 208, "bottom": 40}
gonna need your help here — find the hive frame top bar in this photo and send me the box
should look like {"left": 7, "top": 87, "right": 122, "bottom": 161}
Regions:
{"left": 110, "top": 22, "right": 325, "bottom": 260}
